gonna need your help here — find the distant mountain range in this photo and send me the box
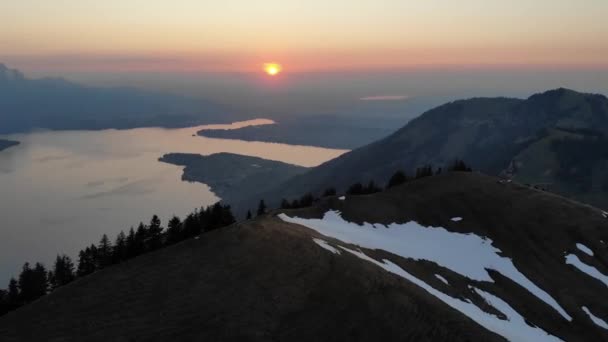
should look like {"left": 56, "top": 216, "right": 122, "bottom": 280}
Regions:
{"left": 0, "top": 64, "right": 231, "bottom": 133}
{"left": 2, "top": 172, "right": 606, "bottom": 341}
{"left": 237, "top": 88, "right": 608, "bottom": 210}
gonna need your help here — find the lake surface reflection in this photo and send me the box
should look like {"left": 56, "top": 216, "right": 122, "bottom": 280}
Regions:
{"left": 0, "top": 119, "right": 347, "bottom": 283}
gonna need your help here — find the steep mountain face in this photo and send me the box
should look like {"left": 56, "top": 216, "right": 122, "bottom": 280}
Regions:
{"left": 0, "top": 64, "right": 230, "bottom": 133}
{"left": 1, "top": 172, "right": 606, "bottom": 341}
{"left": 251, "top": 89, "right": 608, "bottom": 209}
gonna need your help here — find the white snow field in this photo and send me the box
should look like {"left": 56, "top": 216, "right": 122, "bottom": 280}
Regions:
{"left": 576, "top": 243, "right": 594, "bottom": 256}
{"left": 565, "top": 254, "right": 608, "bottom": 287}
{"left": 582, "top": 306, "right": 608, "bottom": 330}
{"left": 312, "top": 238, "right": 341, "bottom": 255}
{"left": 279, "top": 211, "right": 571, "bottom": 321}
{"left": 451, "top": 217, "right": 463, "bottom": 222}
{"left": 435, "top": 274, "right": 449, "bottom": 285}
{"left": 339, "top": 246, "right": 563, "bottom": 342}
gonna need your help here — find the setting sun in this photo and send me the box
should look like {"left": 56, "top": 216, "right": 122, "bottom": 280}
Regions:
{"left": 264, "top": 63, "right": 282, "bottom": 76}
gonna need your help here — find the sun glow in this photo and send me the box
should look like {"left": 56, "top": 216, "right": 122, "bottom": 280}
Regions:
{"left": 264, "top": 63, "right": 282, "bottom": 76}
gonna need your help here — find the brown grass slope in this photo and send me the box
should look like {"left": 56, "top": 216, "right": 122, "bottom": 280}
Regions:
{"left": 0, "top": 208, "right": 503, "bottom": 341}
{"left": 2, "top": 172, "right": 607, "bottom": 341}
{"left": 283, "top": 172, "right": 608, "bottom": 341}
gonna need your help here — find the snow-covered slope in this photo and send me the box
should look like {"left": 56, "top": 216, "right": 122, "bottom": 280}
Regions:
{"left": 278, "top": 172, "right": 608, "bottom": 341}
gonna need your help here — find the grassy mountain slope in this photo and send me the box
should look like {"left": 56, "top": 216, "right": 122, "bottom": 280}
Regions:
{"left": 280, "top": 172, "right": 608, "bottom": 341}
{"left": 1, "top": 172, "right": 606, "bottom": 341}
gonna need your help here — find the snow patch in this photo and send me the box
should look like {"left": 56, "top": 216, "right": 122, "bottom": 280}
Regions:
{"left": 339, "top": 246, "right": 563, "bottom": 342}
{"left": 313, "top": 238, "right": 341, "bottom": 255}
{"left": 435, "top": 274, "right": 449, "bottom": 285}
{"left": 279, "top": 211, "right": 572, "bottom": 321}
{"left": 251, "top": 164, "right": 261, "bottom": 168}
{"left": 338, "top": 196, "right": 345, "bottom": 201}
{"left": 576, "top": 243, "right": 594, "bottom": 256}
{"left": 451, "top": 217, "right": 463, "bottom": 222}
{"left": 582, "top": 306, "right": 608, "bottom": 330}
{"left": 602, "top": 211, "right": 608, "bottom": 219}
{"left": 565, "top": 254, "right": 608, "bottom": 287}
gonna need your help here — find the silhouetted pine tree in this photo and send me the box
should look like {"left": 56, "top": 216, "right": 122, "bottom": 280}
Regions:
{"left": 298, "top": 193, "right": 315, "bottom": 207}
{"left": 48, "top": 255, "right": 75, "bottom": 290}
{"left": 125, "top": 227, "right": 137, "bottom": 258}
{"left": 134, "top": 223, "right": 148, "bottom": 255}
{"left": 18, "top": 262, "right": 48, "bottom": 303}
{"left": 147, "top": 215, "right": 164, "bottom": 250}
{"left": 112, "top": 231, "right": 128, "bottom": 263}
{"left": 387, "top": 170, "right": 408, "bottom": 188}
{"left": 166, "top": 216, "right": 183, "bottom": 245}
{"left": 364, "top": 181, "right": 382, "bottom": 194}
{"left": 246, "top": 210, "right": 252, "bottom": 220}
{"left": 182, "top": 211, "right": 199, "bottom": 239}
{"left": 257, "top": 200, "right": 266, "bottom": 216}
{"left": 280, "top": 198, "right": 291, "bottom": 209}
{"left": 76, "top": 246, "right": 97, "bottom": 277}
{"left": 415, "top": 165, "right": 434, "bottom": 179}
{"left": 97, "top": 234, "right": 113, "bottom": 268}
{"left": 0, "top": 290, "right": 7, "bottom": 316}
{"left": 7, "top": 278, "right": 19, "bottom": 310}
{"left": 447, "top": 159, "right": 472, "bottom": 172}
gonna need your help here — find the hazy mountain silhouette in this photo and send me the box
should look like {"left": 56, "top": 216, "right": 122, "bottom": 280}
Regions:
{"left": 229, "top": 88, "right": 608, "bottom": 210}
{"left": 0, "top": 64, "right": 231, "bottom": 133}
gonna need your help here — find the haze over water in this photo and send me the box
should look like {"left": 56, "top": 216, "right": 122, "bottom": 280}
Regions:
{"left": 0, "top": 119, "right": 347, "bottom": 283}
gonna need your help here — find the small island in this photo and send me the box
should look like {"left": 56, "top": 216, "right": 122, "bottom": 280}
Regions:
{"left": 159, "top": 152, "right": 309, "bottom": 205}
{"left": 0, "top": 139, "right": 19, "bottom": 152}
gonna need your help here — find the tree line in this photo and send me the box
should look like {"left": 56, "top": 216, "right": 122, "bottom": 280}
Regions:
{"left": 0, "top": 203, "right": 235, "bottom": 317}
{"left": 1, "top": 159, "right": 472, "bottom": 316}
{"left": 271, "top": 159, "right": 473, "bottom": 210}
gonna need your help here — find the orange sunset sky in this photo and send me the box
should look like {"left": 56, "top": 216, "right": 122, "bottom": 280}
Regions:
{"left": 1, "top": 0, "right": 608, "bottom": 73}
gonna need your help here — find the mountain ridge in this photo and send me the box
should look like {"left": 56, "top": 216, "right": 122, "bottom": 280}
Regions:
{"left": 1, "top": 172, "right": 606, "bottom": 341}
{"left": 0, "top": 63, "right": 234, "bottom": 133}
{"left": 234, "top": 88, "right": 608, "bottom": 211}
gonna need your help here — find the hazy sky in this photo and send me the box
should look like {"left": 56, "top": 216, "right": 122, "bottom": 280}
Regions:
{"left": 2, "top": 0, "right": 608, "bottom": 73}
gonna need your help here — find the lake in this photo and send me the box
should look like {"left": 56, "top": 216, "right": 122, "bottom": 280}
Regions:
{"left": 0, "top": 119, "right": 347, "bottom": 284}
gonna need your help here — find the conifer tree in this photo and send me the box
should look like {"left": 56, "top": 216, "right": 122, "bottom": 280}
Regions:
{"left": 7, "top": 278, "right": 19, "bottom": 309}
{"left": 387, "top": 170, "right": 408, "bottom": 188}
{"left": 112, "top": 231, "right": 128, "bottom": 263}
{"left": 134, "top": 222, "right": 148, "bottom": 255}
{"left": 147, "top": 215, "right": 164, "bottom": 250}
{"left": 126, "top": 227, "right": 137, "bottom": 258}
{"left": 18, "top": 262, "right": 47, "bottom": 303}
{"left": 246, "top": 210, "right": 252, "bottom": 220}
{"left": 257, "top": 200, "right": 266, "bottom": 216}
{"left": 49, "top": 255, "right": 75, "bottom": 290}
{"left": 280, "top": 198, "right": 291, "bottom": 209}
{"left": 97, "top": 234, "right": 113, "bottom": 268}
{"left": 166, "top": 216, "right": 183, "bottom": 245}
